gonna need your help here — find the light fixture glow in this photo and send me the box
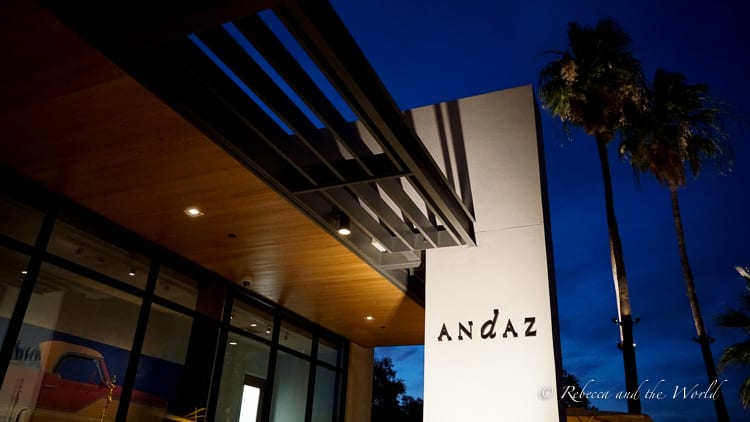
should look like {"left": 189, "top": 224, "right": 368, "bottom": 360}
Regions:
{"left": 250, "top": 323, "right": 257, "bottom": 327}
{"left": 371, "top": 238, "right": 387, "bottom": 252}
{"left": 21, "top": 270, "right": 28, "bottom": 275}
{"left": 184, "top": 207, "right": 204, "bottom": 217}
{"left": 128, "top": 269, "right": 136, "bottom": 277}
{"left": 229, "top": 341, "right": 238, "bottom": 346}
{"left": 364, "top": 315, "right": 375, "bottom": 321}
{"left": 337, "top": 214, "right": 351, "bottom": 236}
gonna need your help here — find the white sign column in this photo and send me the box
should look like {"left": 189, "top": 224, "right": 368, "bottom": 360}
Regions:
{"left": 416, "top": 85, "right": 562, "bottom": 421}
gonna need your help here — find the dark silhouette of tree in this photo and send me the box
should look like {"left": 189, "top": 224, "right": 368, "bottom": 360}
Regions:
{"left": 561, "top": 369, "right": 597, "bottom": 410}
{"left": 400, "top": 395, "right": 424, "bottom": 420}
{"left": 717, "top": 266, "right": 750, "bottom": 409}
{"left": 372, "top": 357, "right": 405, "bottom": 421}
{"left": 620, "top": 68, "right": 731, "bottom": 421}
{"left": 372, "top": 357, "right": 423, "bottom": 422}
{"left": 539, "top": 18, "right": 646, "bottom": 413}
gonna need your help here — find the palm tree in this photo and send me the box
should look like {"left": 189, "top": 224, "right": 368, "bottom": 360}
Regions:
{"left": 619, "top": 69, "right": 731, "bottom": 421}
{"left": 717, "top": 266, "right": 750, "bottom": 409}
{"left": 538, "top": 19, "right": 646, "bottom": 414}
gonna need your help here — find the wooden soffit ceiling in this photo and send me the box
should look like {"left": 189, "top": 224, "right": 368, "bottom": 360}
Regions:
{"left": 0, "top": 0, "right": 424, "bottom": 347}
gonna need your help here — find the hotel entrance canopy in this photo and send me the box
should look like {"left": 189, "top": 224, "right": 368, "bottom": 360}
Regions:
{"left": 1, "top": 0, "right": 476, "bottom": 347}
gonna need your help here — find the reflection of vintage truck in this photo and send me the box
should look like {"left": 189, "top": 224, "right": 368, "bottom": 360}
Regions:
{"left": 0, "top": 340, "right": 167, "bottom": 422}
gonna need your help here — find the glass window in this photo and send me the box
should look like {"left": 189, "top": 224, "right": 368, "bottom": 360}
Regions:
{"left": 0, "top": 195, "right": 43, "bottom": 245}
{"left": 155, "top": 266, "right": 198, "bottom": 310}
{"left": 0, "top": 263, "right": 142, "bottom": 422}
{"left": 56, "top": 354, "right": 106, "bottom": 384}
{"left": 0, "top": 247, "right": 29, "bottom": 344}
{"left": 127, "top": 303, "right": 193, "bottom": 421}
{"left": 269, "top": 351, "right": 309, "bottom": 422}
{"left": 231, "top": 300, "right": 274, "bottom": 342}
{"left": 47, "top": 220, "right": 149, "bottom": 289}
{"left": 215, "top": 333, "right": 270, "bottom": 422}
{"left": 318, "top": 337, "right": 340, "bottom": 367}
{"left": 312, "top": 366, "right": 338, "bottom": 422}
{"left": 280, "top": 320, "right": 312, "bottom": 355}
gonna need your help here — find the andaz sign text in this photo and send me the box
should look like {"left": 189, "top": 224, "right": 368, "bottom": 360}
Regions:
{"left": 436, "top": 309, "right": 537, "bottom": 341}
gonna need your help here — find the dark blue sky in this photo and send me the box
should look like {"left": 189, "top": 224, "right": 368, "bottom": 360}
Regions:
{"left": 330, "top": 0, "right": 750, "bottom": 420}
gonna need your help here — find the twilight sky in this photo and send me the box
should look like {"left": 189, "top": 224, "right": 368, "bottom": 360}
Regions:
{"left": 329, "top": 0, "right": 750, "bottom": 420}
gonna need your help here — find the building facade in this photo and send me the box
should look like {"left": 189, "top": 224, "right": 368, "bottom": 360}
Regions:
{"left": 1, "top": 1, "right": 560, "bottom": 421}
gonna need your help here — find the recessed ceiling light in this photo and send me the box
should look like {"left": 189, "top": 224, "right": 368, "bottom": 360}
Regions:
{"left": 250, "top": 323, "right": 257, "bottom": 327}
{"left": 364, "top": 315, "right": 375, "bottom": 321}
{"left": 184, "top": 207, "right": 204, "bottom": 217}
{"left": 128, "top": 269, "right": 136, "bottom": 277}
{"left": 21, "top": 270, "right": 28, "bottom": 275}
{"left": 229, "top": 341, "right": 238, "bottom": 346}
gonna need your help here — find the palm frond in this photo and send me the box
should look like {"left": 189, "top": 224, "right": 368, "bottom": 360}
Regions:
{"left": 736, "top": 266, "right": 750, "bottom": 282}
{"left": 739, "top": 376, "right": 750, "bottom": 409}
{"left": 619, "top": 68, "right": 731, "bottom": 188}
{"left": 718, "top": 339, "right": 750, "bottom": 371}
{"left": 538, "top": 18, "right": 645, "bottom": 142}
{"left": 716, "top": 308, "right": 750, "bottom": 329}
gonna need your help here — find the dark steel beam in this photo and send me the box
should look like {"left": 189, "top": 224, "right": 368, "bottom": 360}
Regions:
{"left": 348, "top": 184, "right": 418, "bottom": 251}
{"left": 378, "top": 179, "right": 441, "bottom": 249}
{"left": 291, "top": 153, "right": 409, "bottom": 195}
{"left": 276, "top": 0, "right": 476, "bottom": 246}
{"left": 234, "top": 14, "right": 377, "bottom": 174}
{"left": 195, "top": 26, "right": 347, "bottom": 182}
{"left": 379, "top": 251, "right": 421, "bottom": 270}
{"left": 41, "top": 0, "right": 283, "bottom": 56}
{"left": 173, "top": 39, "right": 327, "bottom": 190}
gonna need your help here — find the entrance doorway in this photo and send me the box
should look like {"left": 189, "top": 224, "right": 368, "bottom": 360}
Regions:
{"left": 239, "top": 375, "right": 264, "bottom": 422}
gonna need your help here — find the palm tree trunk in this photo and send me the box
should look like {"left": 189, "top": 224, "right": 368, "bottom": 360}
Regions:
{"left": 670, "top": 185, "right": 730, "bottom": 421}
{"left": 596, "top": 135, "right": 641, "bottom": 414}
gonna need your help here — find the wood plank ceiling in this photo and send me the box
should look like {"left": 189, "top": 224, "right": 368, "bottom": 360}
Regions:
{"left": 0, "top": 0, "right": 473, "bottom": 346}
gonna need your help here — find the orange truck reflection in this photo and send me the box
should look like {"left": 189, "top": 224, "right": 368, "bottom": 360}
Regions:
{"left": 0, "top": 340, "right": 167, "bottom": 422}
